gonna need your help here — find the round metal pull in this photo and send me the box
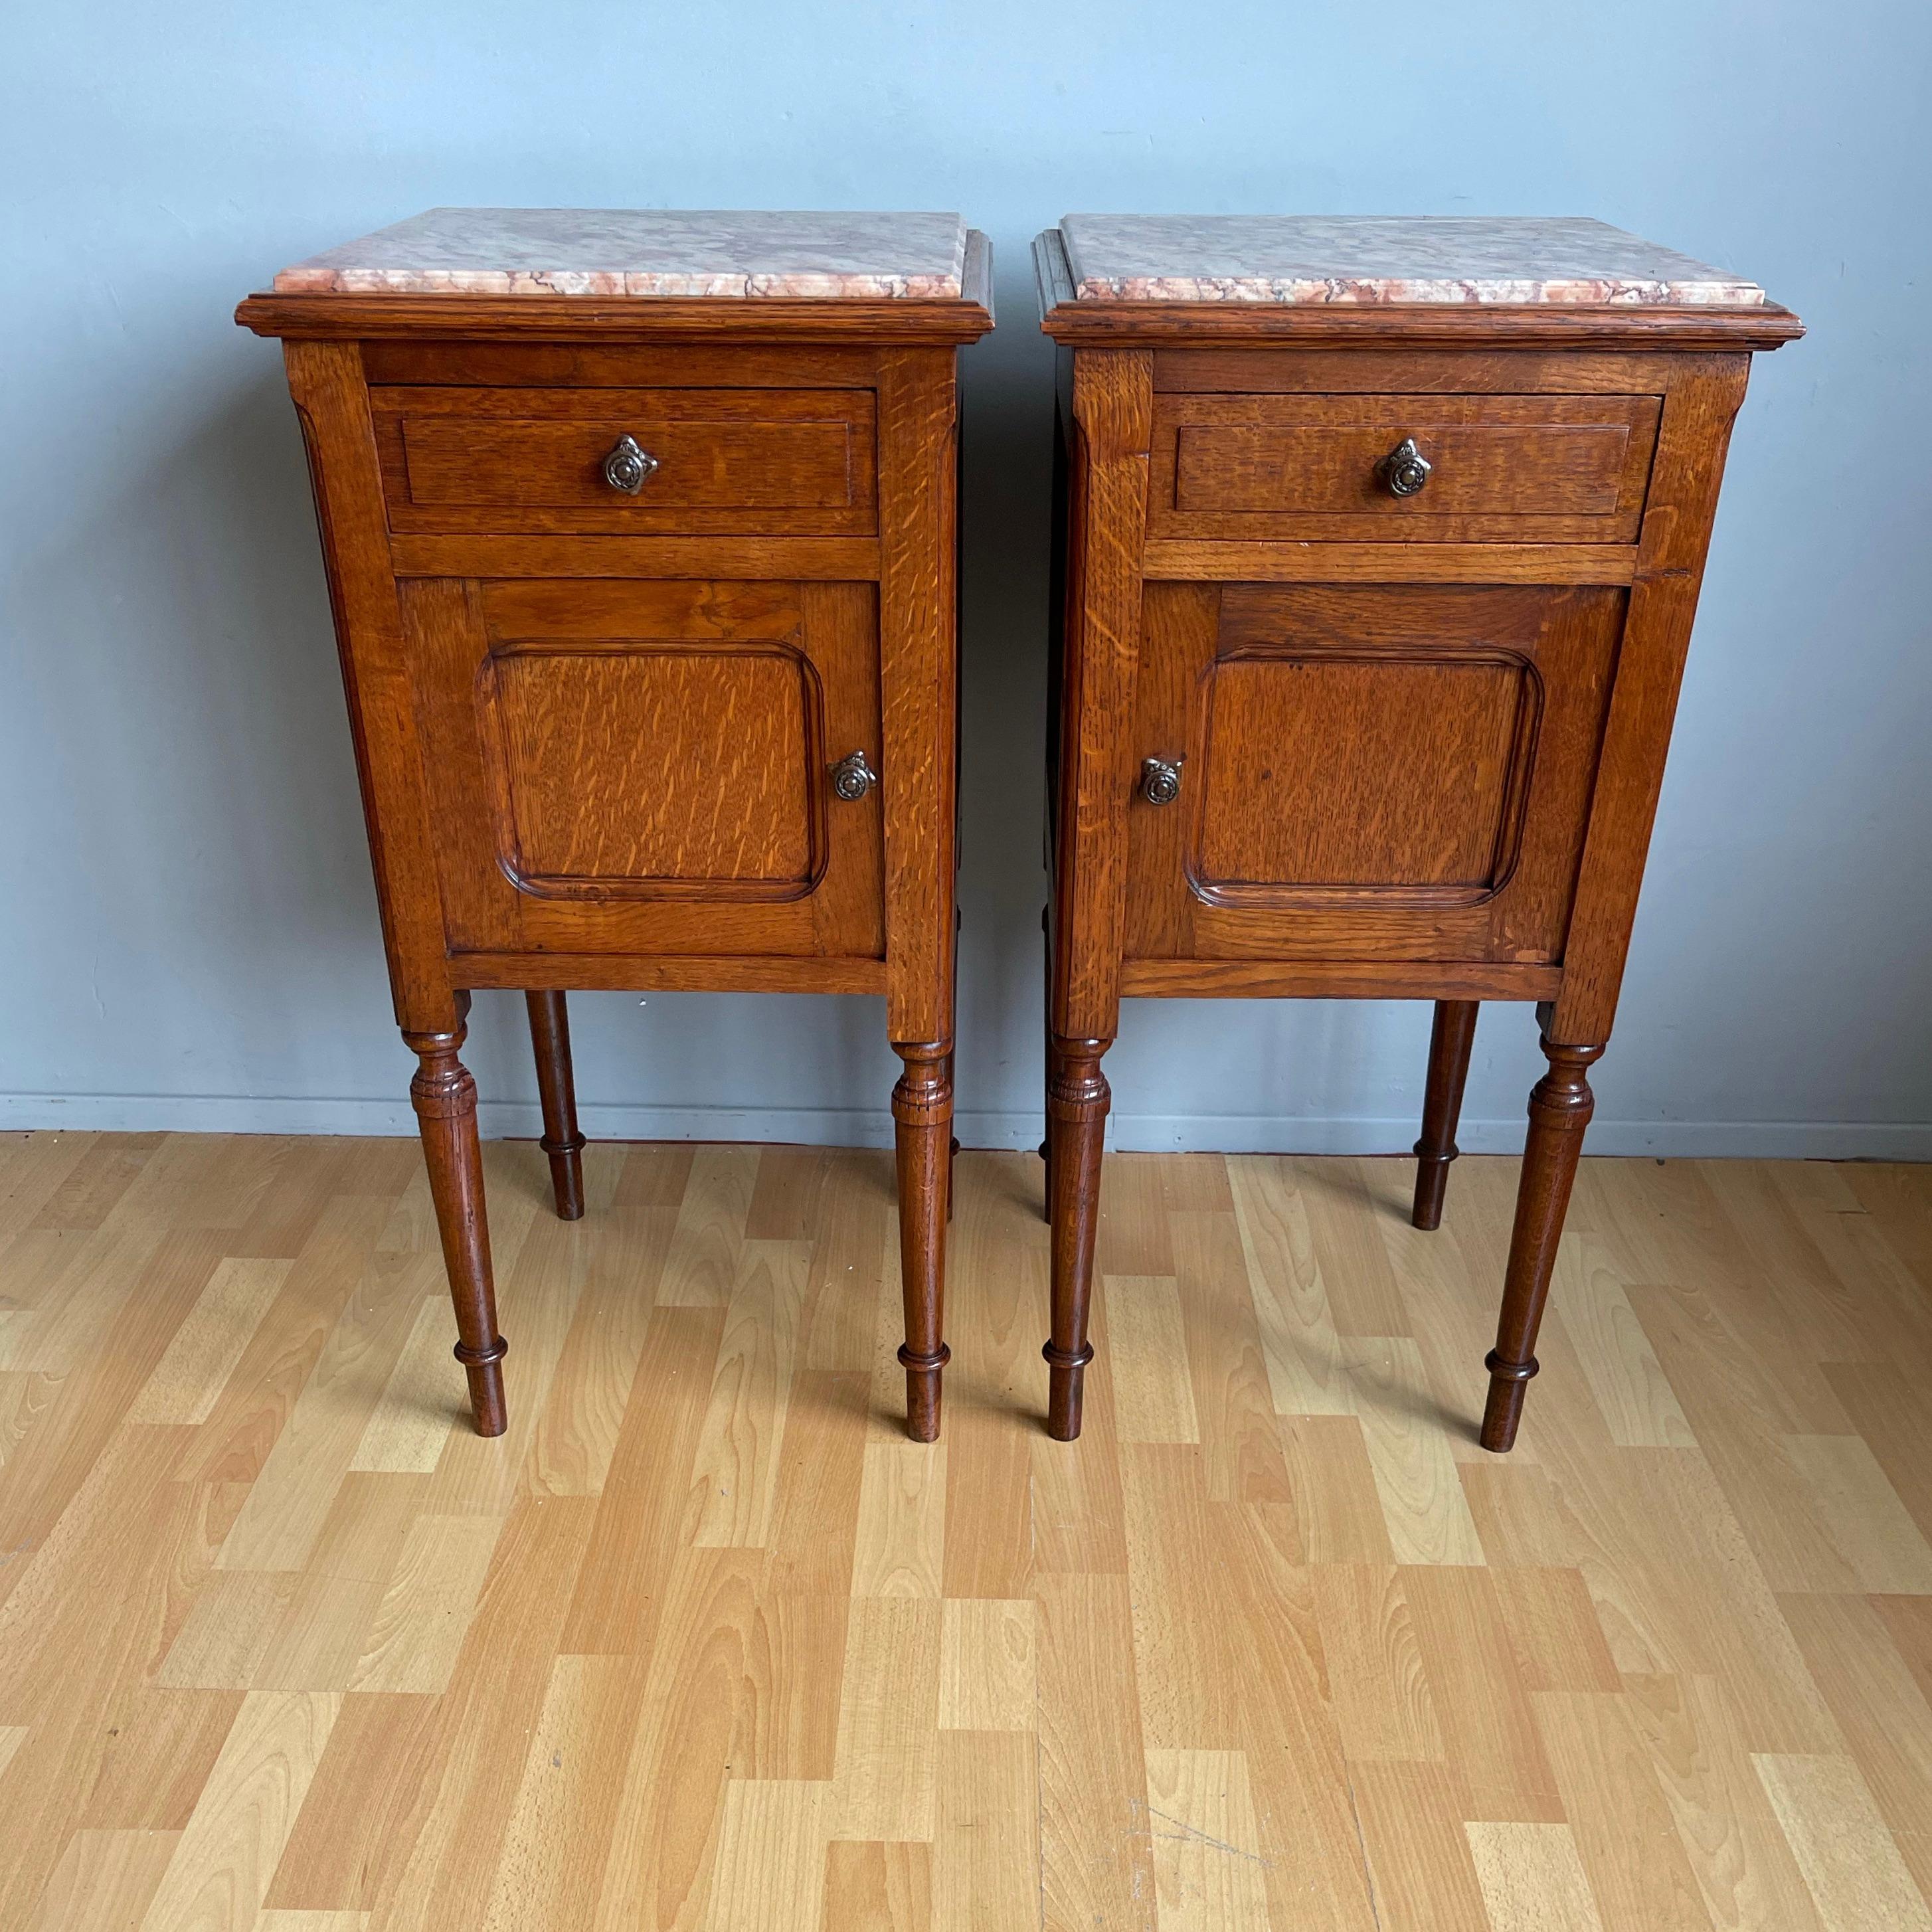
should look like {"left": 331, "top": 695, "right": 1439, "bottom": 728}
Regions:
{"left": 1381, "top": 437, "right": 1433, "bottom": 498}
{"left": 602, "top": 434, "right": 659, "bottom": 495}
{"left": 830, "top": 750, "right": 877, "bottom": 802}
{"left": 1140, "top": 756, "right": 1182, "bottom": 806}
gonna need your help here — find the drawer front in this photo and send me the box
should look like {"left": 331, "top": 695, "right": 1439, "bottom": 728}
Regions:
{"left": 373, "top": 387, "right": 877, "bottom": 536}
{"left": 1148, "top": 393, "right": 1660, "bottom": 544}
{"left": 1124, "top": 581, "right": 1623, "bottom": 965}
{"left": 404, "top": 576, "right": 884, "bottom": 960}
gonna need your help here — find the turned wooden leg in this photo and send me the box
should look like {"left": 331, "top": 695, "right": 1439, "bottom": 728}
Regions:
{"left": 1045, "top": 1036, "right": 1109, "bottom": 1441}
{"left": 1412, "top": 1000, "right": 1479, "bottom": 1231}
{"left": 525, "top": 990, "right": 586, "bottom": 1221}
{"left": 893, "top": 1041, "right": 953, "bottom": 1443}
{"left": 1038, "top": 907, "right": 1057, "bottom": 1221}
{"left": 1041, "top": 1037, "right": 1064, "bottom": 1225}
{"left": 406, "top": 1008, "right": 507, "bottom": 1437}
{"left": 945, "top": 1050, "right": 958, "bottom": 1225}
{"left": 946, "top": 909, "right": 960, "bottom": 1225}
{"left": 1480, "top": 1035, "right": 1605, "bottom": 1452}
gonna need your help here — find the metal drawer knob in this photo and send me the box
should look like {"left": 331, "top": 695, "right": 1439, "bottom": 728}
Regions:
{"left": 830, "top": 750, "right": 877, "bottom": 801}
{"left": 1140, "top": 756, "right": 1182, "bottom": 806}
{"left": 1381, "top": 437, "right": 1433, "bottom": 498}
{"left": 602, "top": 434, "right": 659, "bottom": 495}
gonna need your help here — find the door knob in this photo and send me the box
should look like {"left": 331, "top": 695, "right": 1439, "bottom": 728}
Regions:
{"left": 1380, "top": 437, "right": 1432, "bottom": 498}
{"left": 1140, "top": 757, "right": 1182, "bottom": 806}
{"left": 830, "top": 750, "right": 878, "bottom": 801}
{"left": 602, "top": 434, "right": 660, "bottom": 495}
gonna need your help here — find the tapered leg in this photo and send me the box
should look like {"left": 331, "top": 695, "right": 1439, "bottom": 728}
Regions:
{"left": 945, "top": 1051, "right": 958, "bottom": 1225}
{"left": 1038, "top": 907, "right": 1057, "bottom": 1221}
{"left": 525, "top": 990, "right": 586, "bottom": 1221}
{"left": 1412, "top": 1000, "right": 1479, "bottom": 1231}
{"left": 1480, "top": 1035, "right": 1605, "bottom": 1452}
{"left": 1044, "top": 1036, "right": 1110, "bottom": 1441}
{"left": 893, "top": 1041, "right": 953, "bottom": 1442}
{"left": 405, "top": 1008, "right": 507, "bottom": 1437}
{"left": 945, "top": 911, "right": 960, "bottom": 1224}
{"left": 1041, "top": 1039, "right": 1064, "bottom": 1224}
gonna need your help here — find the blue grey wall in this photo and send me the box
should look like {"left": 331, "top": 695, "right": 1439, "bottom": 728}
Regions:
{"left": 3, "top": 0, "right": 1927, "bottom": 1156}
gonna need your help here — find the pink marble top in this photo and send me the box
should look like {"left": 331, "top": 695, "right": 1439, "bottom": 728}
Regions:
{"left": 1057, "top": 215, "right": 1767, "bottom": 306}
{"left": 272, "top": 208, "right": 969, "bottom": 298}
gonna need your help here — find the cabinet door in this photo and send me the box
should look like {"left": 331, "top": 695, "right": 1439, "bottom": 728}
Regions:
{"left": 404, "top": 576, "right": 884, "bottom": 960}
{"left": 1124, "top": 581, "right": 1625, "bottom": 964}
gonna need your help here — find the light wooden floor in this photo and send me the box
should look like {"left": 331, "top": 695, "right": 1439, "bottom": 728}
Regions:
{"left": 1, "top": 1134, "right": 1931, "bottom": 1931}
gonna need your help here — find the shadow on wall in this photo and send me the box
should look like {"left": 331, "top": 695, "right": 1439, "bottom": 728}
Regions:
{"left": 953, "top": 256, "right": 1060, "bottom": 1118}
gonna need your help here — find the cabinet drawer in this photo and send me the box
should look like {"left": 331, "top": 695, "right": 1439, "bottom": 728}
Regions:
{"left": 1148, "top": 393, "right": 1660, "bottom": 544}
{"left": 372, "top": 387, "right": 877, "bottom": 536}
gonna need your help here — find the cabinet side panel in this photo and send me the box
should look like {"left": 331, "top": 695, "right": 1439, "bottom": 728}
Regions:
{"left": 1053, "top": 349, "right": 1156, "bottom": 1041}
{"left": 283, "top": 338, "right": 454, "bottom": 1030}
{"left": 875, "top": 348, "right": 960, "bottom": 1043}
{"left": 1550, "top": 355, "right": 1753, "bottom": 1043}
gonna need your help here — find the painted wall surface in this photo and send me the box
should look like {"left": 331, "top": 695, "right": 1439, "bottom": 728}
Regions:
{"left": 3, "top": 0, "right": 1927, "bottom": 1156}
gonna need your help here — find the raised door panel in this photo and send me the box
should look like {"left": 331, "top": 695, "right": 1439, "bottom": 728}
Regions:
{"left": 1191, "top": 650, "right": 1537, "bottom": 899}
{"left": 1124, "top": 581, "right": 1625, "bottom": 964}
{"left": 405, "top": 576, "right": 884, "bottom": 960}
{"left": 483, "top": 642, "right": 817, "bottom": 898}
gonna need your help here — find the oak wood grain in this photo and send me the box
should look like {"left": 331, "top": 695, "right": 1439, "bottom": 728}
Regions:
{"left": 373, "top": 385, "right": 877, "bottom": 537}
{"left": 388, "top": 533, "right": 882, "bottom": 579}
{"left": 1149, "top": 391, "right": 1660, "bottom": 544}
{"left": 1142, "top": 539, "right": 1638, "bottom": 584}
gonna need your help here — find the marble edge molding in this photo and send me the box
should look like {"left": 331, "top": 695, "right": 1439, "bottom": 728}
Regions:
{"left": 269, "top": 209, "right": 970, "bottom": 300}
{"left": 1055, "top": 214, "right": 1767, "bottom": 307}
{"left": 270, "top": 266, "right": 970, "bottom": 298}
{"left": 1065, "top": 273, "right": 1768, "bottom": 306}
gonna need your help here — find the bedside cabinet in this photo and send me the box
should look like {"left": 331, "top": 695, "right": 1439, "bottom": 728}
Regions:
{"left": 1035, "top": 216, "right": 1799, "bottom": 1449}
{"left": 239, "top": 209, "right": 991, "bottom": 1441}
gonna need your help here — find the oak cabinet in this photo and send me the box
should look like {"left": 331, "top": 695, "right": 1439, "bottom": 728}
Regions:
{"left": 1037, "top": 215, "right": 1799, "bottom": 1449}
{"left": 240, "top": 210, "right": 990, "bottom": 1441}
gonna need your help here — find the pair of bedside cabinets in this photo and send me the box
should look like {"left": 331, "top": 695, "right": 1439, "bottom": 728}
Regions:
{"left": 237, "top": 208, "right": 1799, "bottom": 1456}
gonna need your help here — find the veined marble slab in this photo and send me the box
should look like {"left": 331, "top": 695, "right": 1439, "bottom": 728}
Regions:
{"left": 273, "top": 208, "right": 968, "bottom": 298}
{"left": 1058, "top": 215, "right": 1766, "bottom": 306}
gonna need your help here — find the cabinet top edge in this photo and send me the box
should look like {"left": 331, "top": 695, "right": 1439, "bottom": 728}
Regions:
{"left": 1033, "top": 228, "right": 1800, "bottom": 350}
{"left": 266, "top": 208, "right": 969, "bottom": 299}
{"left": 240, "top": 229, "right": 994, "bottom": 344}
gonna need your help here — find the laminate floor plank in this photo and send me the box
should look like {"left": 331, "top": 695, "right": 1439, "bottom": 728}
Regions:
{"left": 1348, "top": 1758, "right": 1491, "bottom": 1932}
{"left": 133, "top": 1688, "right": 339, "bottom": 1932}
{"left": 1755, "top": 1751, "right": 1932, "bottom": 1932}
{"left": 931, "top": 1731, "right": 1037, "bottom": 1932}
{"left": 0, "top": 1134, "right": 1924, "bottom": 1930}
{"left": 1617, "top": 1670, "right": 1824, "bottom": 1932}
{"left": 28, "top": 1826, "right": 181, "bottom": 1932}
